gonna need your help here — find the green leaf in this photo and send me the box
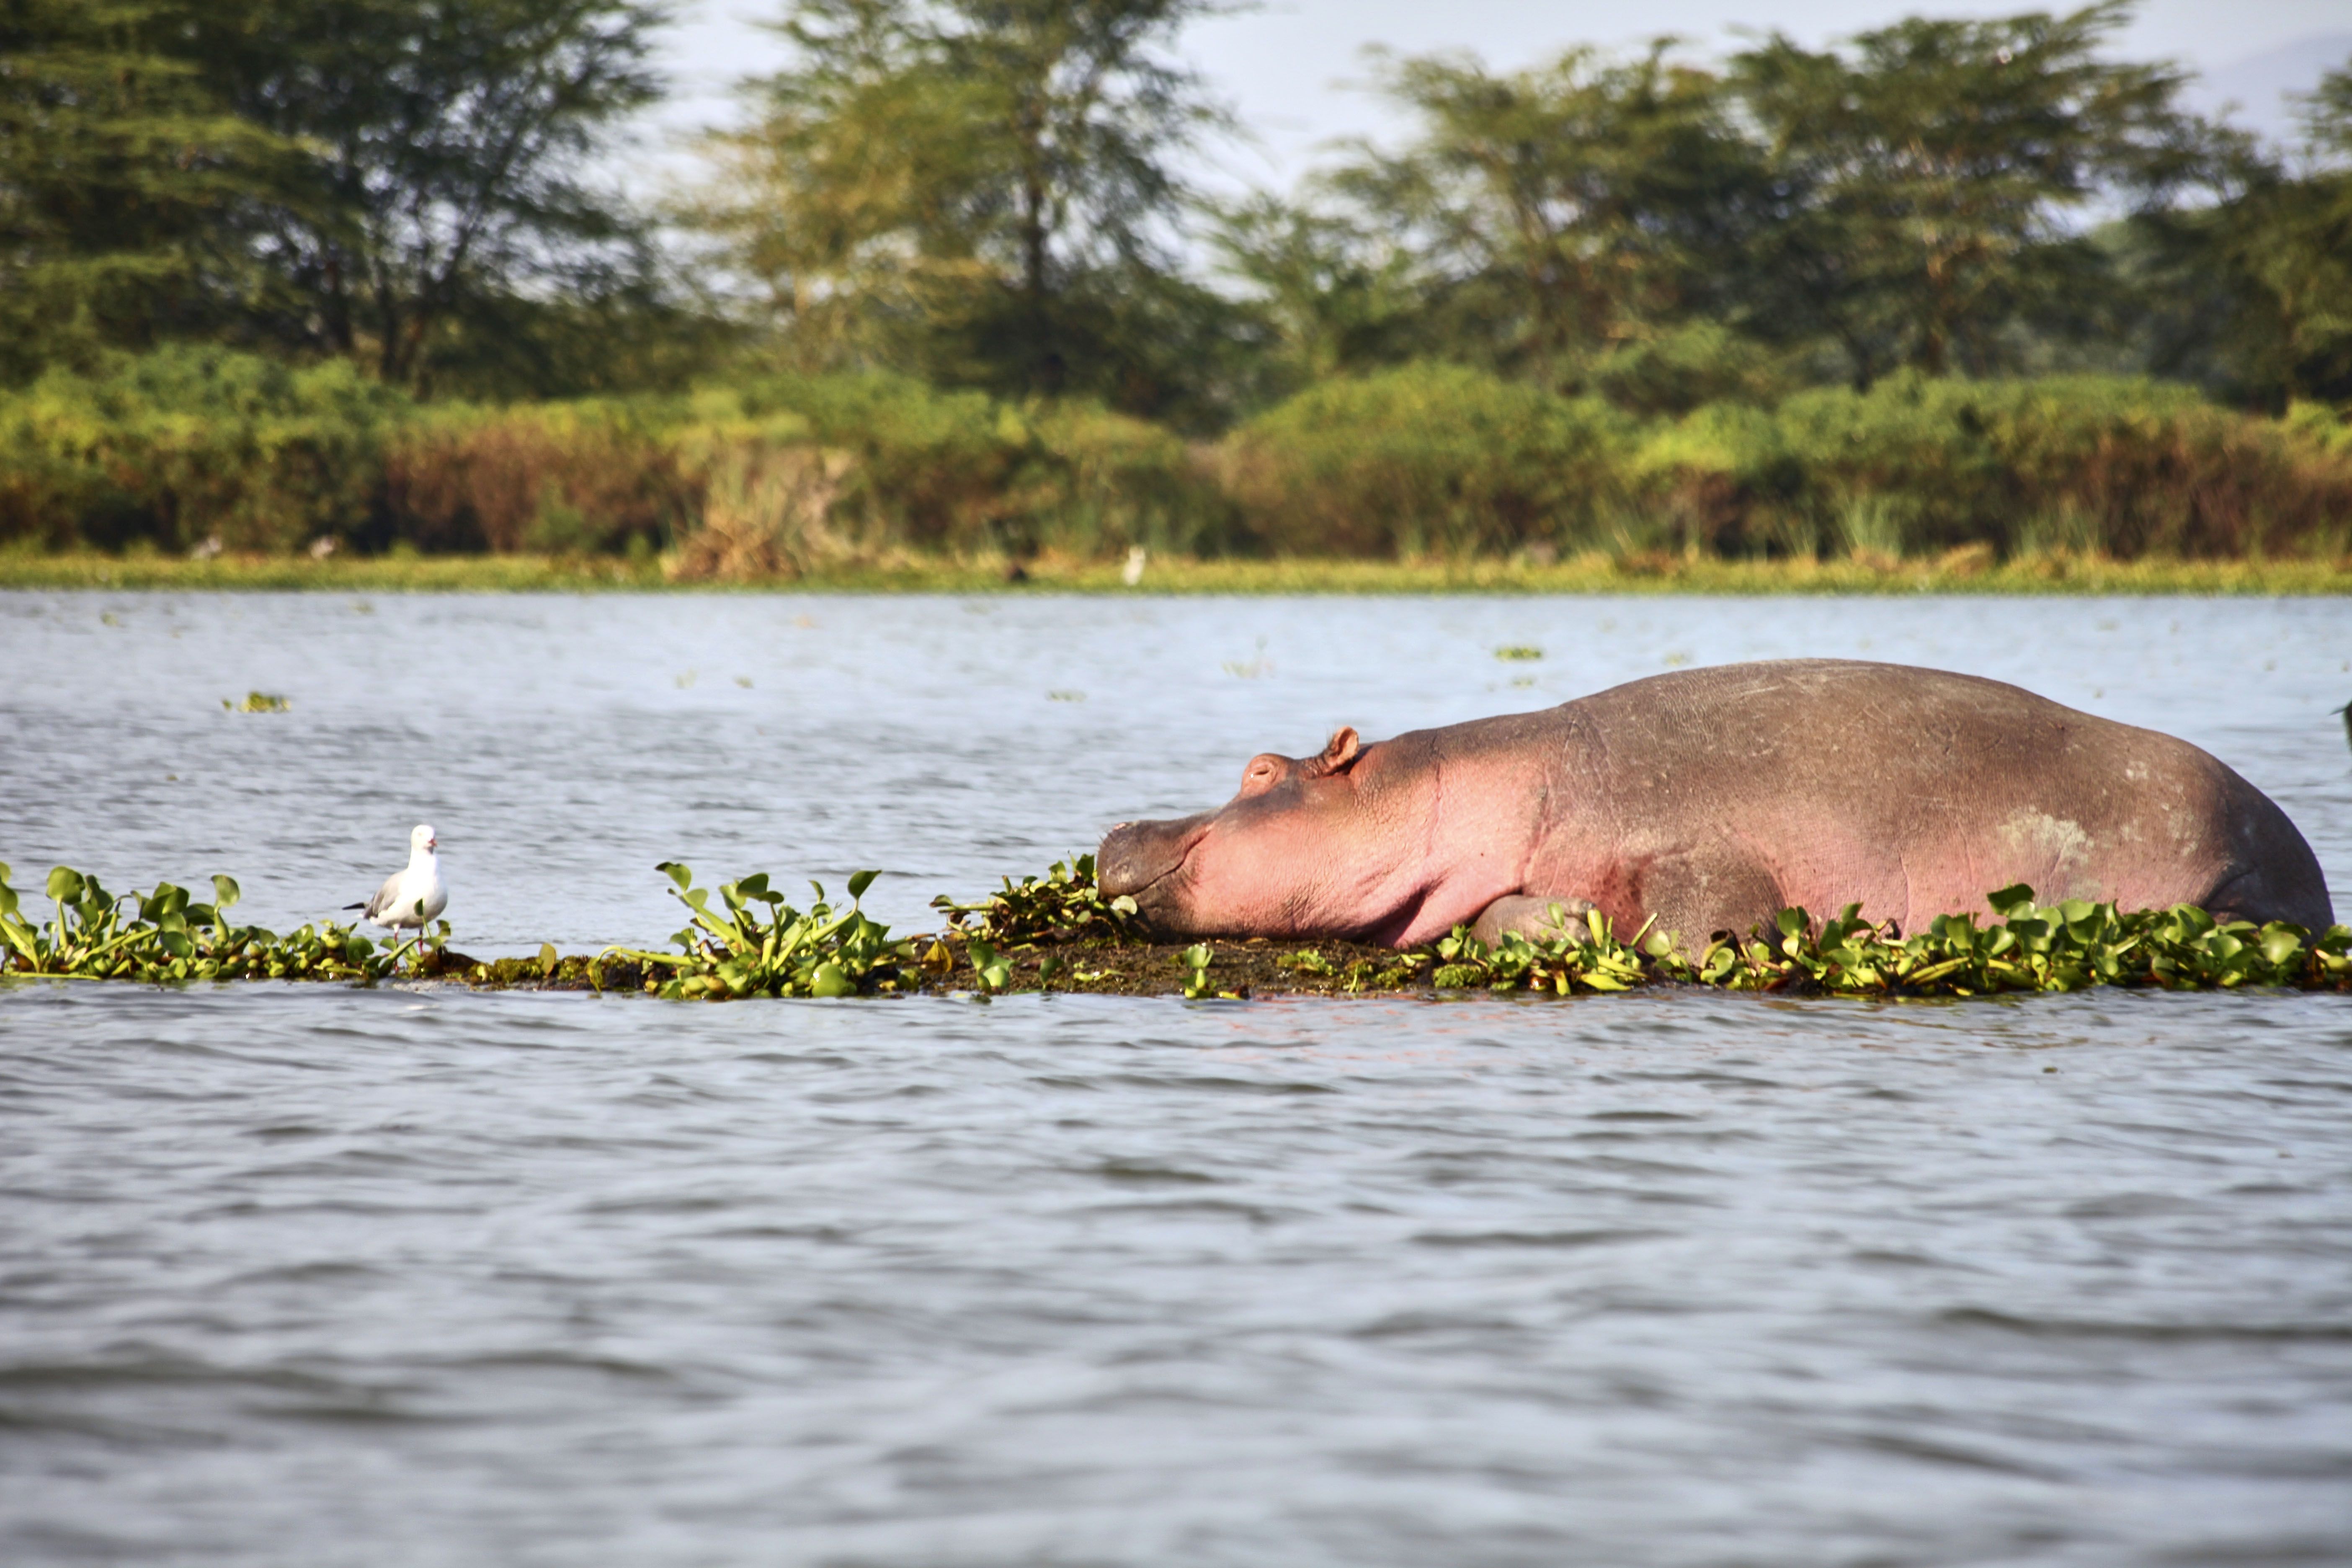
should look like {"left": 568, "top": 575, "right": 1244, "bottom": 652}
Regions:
{"left": 847, "top": 869, "right": 878, "bottom": 900}
{"left": 810, "top": 962, "right": 855, "bottom": 998}
{"left": 211, "top": 874, "right": 241, "bottom": 910}
{"left": 1987, "top": 883, "right": 2036, "bottom": 919}
{"left": 539, "top": 941, "right": 559, "bottom": 976}
{"left": 47, "top": 867, "right": 85, "bottom": 903}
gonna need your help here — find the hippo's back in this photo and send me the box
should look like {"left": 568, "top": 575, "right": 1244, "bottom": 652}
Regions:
{"left": 1515, "top": 659, "right": 2331, "bottom": 932}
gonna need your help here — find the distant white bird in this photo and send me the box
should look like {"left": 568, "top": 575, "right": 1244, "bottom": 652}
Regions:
{"left": 348, "top": 824, "right": 447, "bottom": 939}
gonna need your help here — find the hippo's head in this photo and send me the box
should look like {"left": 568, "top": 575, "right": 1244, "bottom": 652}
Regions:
{"left": 1099, "top": 726, "right": 1400, "bottom": 940}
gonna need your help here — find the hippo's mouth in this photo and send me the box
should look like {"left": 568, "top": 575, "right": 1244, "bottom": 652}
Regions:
{"left": 1096, "top": 816, "right": 1210, "bottom": 923}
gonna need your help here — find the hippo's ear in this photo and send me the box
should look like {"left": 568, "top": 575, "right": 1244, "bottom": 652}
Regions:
{"left": 1306, "top": 726, "right": 1362, "bottom": 776}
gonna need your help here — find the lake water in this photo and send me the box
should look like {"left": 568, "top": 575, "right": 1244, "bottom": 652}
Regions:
{"left": 3, "top": 591, "right": 2349, "bottom": 1566}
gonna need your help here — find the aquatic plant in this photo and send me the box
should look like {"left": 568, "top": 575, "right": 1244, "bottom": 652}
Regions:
{"left": 12, "top": 854, "right": 2349, "bottom": 1001}
{"left": 1175, "top": 942, "right": 1218, "bottom": 999}
{"left": 224, "top": 691, "right": 290, "bottom": 712}
{"left": 1420, "top": 885, "right": 2352, "bottom": 997}
{"left": 931, "top": 854, "right": 1140, "bottom": 947}
{"left": 0, "top": 862, "right": 417, "bottom": 983}
{"left": 599, "top": 862, "right": 916, "bottom": 999}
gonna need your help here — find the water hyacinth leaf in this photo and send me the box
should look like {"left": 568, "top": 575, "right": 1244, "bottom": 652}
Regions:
{"left": 658, "top": 861, "right": 694, "bottom": 892}
{"left": 48, "top": 867, "right": 85, "bottom": 903}
{"left": 1988, "top": 884, "right": 2037, "bottom": 919}
{"left": 2258, "top": 925, "right": 2303, "bottom": 966}
{"left": 539, "top": 942, "right": 559, "bottom": 976}
{"left": 847, "top": 869, "right": 878, "bottom": 901}
{"left": 211, "top": 874, "right": 241, "bottom": 910}
{"left": 810, "top": 962, "right": 855, "bottom": 998}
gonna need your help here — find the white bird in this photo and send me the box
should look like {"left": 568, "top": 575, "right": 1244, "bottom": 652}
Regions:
{"left": 348, "top": 824, "right": 447, "bottom": 939}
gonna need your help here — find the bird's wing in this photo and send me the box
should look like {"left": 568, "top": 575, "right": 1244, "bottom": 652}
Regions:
{"left": 363, "top": 872, "right": 405, "bottom": 919}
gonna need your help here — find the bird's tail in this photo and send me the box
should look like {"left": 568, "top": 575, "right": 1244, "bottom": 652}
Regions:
{"left": 342, "top": 902, "right": 366, "bottom": 911}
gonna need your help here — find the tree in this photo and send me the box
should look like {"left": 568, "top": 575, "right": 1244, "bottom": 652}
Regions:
{"left": 1204, "top": 192, "right": 1417, "bottom": 394}
{"left": 0, "top": 0, "right": 293, "bottom": 381}
{"left": 699, "top": 0, "right": 1243, "bottom": 407}
{"left": 1729, "top": 2, "right": 2217, "bottom": 385}
{"left": 1315, "top": 42, "right": 1767, "bottom": 394}
{"left": 2177, "top": 62, "right": 2352, "bottom": 404}
{"left": 210, "top": 0, "right": 669, "bottom": 392}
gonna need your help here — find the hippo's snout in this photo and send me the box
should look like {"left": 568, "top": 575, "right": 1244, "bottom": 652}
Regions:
{"left": 1098, "top": 816, "right": 1205, "bottom": 927}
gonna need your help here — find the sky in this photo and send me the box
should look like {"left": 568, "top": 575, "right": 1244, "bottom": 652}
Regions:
{"left": 633, "top": 0, "right": 2352, "bottom": 197}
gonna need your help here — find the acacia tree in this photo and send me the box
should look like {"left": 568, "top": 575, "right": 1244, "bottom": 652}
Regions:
{"left": 690, "top": 0, "right": 994, "bottom": 374}
{"left": 0, "top": 0, "right": 293, "bottom": 380}
{"left": 1730, "top": 2, "right": 2215, "bottom": 384}
{"left": 212, "top": 0, "right": 668, "bottom": 391}
{"left": 2175, "top": 63, "right": 2352, "bottom": 404}
{"left": 1310, "top": 42, "right": 1767, "bottom": 393}
{"left": 1204, "top": 193, "right": 1417, "bottom": 392}
{"left": 701, "top": 0, "right": 1240, "bottom": 403}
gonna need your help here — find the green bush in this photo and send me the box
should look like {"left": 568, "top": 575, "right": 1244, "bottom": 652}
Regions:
{"left": 381, "top": 399, "right": 691, "bottom": 553}
{"left": 1639, "top": 374, "right": 2352, "bottom": 560}
{"left": 6, "top": 349, "right": 2348, "bottom": 567}
{"left": 1024, "top": 401, "right": 1237, "bottom": 558}
{"left": 1216, "top": 362, "right": 1641, "bottom": 556}
{"left": 692, "top": 374, "right": 1233, "bottom": 560}
{"left": 0, "top": 346, "right": 408, "bottom": 551}
{"left": 714, "top": 372, "right": 1032, "bottom": 553}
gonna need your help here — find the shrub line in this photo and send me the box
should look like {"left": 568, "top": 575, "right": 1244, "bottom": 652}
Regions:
{"left": 6, "top": 351, "right": 2352, "bottom": 573}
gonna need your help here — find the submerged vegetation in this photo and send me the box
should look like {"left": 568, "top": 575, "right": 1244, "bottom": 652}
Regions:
{"left": 8, "top": 858, "right": 2349, "bottom": 1001}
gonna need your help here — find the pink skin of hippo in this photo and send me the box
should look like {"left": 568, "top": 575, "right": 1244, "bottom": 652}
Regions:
{"left": 1095, "top": 659, "right": 2335, "bottom": 949}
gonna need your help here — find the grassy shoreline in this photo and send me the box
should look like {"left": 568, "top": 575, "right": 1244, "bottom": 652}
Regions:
{"left": 4, "top": 549, "right": 2349, "bottom": 595}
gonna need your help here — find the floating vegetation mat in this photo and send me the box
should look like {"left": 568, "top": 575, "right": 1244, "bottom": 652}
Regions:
{"left": 5, "top": 858, "right": 2349, "bottom": 1001}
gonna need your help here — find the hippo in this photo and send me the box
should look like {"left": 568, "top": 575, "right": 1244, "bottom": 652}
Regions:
{"left": 1096, "top": 659, "right": 2334, "bottom": 949}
